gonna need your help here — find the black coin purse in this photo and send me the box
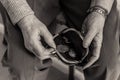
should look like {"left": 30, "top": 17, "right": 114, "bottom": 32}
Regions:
{"left": 52, "top": 28, "right": 89, "bottom": 65}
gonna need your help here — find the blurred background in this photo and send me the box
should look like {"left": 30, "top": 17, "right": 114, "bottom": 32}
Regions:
{"left": 0, "top": 9, "right": 10, "bottom": 80}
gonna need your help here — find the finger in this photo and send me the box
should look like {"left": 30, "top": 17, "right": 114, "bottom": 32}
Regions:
{"left": 41, "top": 28, "right": 56, "bottom": 49}
{"left": 93, "top": 31, "right": 103, "bottom": 48}
{"left": 83, "top": 46, "right": 101, "bottom": 69}
{"left": 31, "top": 38, "right": 52, "bottom": 60}
{"left": 83, "top": 32, "right": 103, "bottom": 69}
{"left": 47, "top": 48, "right": 56, "bottom": 55}
{"left": 81, "top": 24, "right": 88, "bottom": 36}
{"left": 83, "top": 27, "right": 97, "bottom": 48}
{"left": 39, "top": 48, "right": 56, "bottom": 60}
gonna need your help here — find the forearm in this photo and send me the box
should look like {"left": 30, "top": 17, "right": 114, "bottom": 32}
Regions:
{"left": 0, "top": 0, "right": 34, "bottom": 25}
{"left": 91, "top": 0, "right": 114, "bottom": 14}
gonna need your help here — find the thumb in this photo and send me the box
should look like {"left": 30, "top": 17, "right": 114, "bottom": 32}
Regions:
{"left": 42, "top": 28, "right": 56, "bottom": 49}
{"left": 83, "top": 28, "right": 97, "bottom": 48}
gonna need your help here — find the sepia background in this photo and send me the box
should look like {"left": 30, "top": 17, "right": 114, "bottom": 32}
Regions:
{"left": 0, "top": 1, "right": 120, "bottom": 80}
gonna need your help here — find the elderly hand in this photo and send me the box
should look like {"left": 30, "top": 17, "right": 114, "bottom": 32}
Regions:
{"left": 82, "top": 12, "right": 106, "bottom": 69}
{"left": 18, "top": 15, "right": 56, "bottom": 60}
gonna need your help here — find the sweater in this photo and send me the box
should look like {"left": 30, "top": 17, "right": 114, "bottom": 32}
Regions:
{"left": 0, "top": 0, "right": 114, "bottom": 25}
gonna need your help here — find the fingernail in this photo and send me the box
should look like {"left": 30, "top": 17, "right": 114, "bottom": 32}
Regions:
{"left": 52, "top": 43, "right": 56, "bottom": 49}
{"left": 50, "top": 50, "right": 56, "bottom": 56}
{"left": 49, "top": 48, "right": 56, "bottom": 53}
{"left": 83, "top": 43, "right": 88, "bottom": 48}
{"left": 50, "top": 42, "right": 56, "bottom": 49}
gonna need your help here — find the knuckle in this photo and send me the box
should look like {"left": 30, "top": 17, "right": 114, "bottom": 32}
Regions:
{"left": 49, "top": 36, "right": 54, "bottom": 41}
{"left": 93, "top": 52, "right": 100, "bottom": 58}
{"left": 96, "top": 55, "right": 99, "bottom": 59}
{"left": 29, "top": 39, "right": 34, "bottom": 46}
{"left": 83, "top": 40, "right": 89, "bottom": 46}
{"left": 24, "top": 39, "right": 35, "bottom": 50}
{"left": 96, "top": 42, "right": 102, "bottom": 47}
{"left": 94, "top": 54, "right": 100, "bottom": 60}
{"left": 94, "top": 40, "right": 102, "bottom": 47}
{"left": 24, "top": 43, "right": 32, "bottom": 51}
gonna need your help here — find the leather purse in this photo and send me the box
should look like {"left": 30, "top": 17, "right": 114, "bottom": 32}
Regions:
{"left": 51, "top": 27, "right": 89, "bottom": 65}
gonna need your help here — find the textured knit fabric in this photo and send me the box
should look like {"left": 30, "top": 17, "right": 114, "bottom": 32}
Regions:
{"left": 0, "top": 0, "right": 34, "bottom": 24}
{"left": 0, "top": 0, "right": 114, "bottom": 25}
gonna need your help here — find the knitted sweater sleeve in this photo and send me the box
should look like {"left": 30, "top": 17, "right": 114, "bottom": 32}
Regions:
{"left": 0, "top": 0, "right": 34, "bottom": 25}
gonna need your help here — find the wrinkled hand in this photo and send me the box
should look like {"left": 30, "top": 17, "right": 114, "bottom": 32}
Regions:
{"left": 18, "top": 15, "right": 56, "bottom": 60}
{"left": 82, "top": 12, "right": 105, "bottom": 69}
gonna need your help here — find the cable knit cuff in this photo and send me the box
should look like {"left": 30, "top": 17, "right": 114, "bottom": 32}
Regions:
{"left": 1, "top": 0, "right": 34, "bottom": 25}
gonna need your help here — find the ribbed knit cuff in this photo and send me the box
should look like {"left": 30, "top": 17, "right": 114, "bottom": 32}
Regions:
{"left": 0, "top": 0, "right": 34, "bottom": 25}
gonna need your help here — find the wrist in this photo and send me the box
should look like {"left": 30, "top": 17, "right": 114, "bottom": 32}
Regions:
{"left": 90, "top": 0, "right": 114, "bottom": 15}
{"left": 1, "top": 0, "right": 34, "bottom": 25}
{"left": 87, "top": 6, "right": 108, "bottom": 18}
{"left": 18, "top": 14, "right": 35, "bottom": 30}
